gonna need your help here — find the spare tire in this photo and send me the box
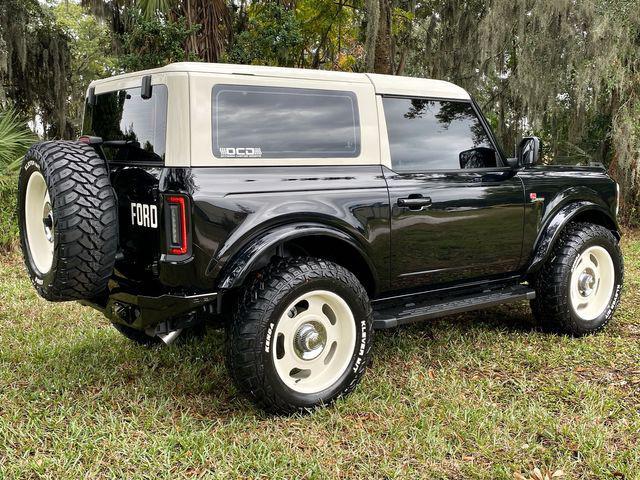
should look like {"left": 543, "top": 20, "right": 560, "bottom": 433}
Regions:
{"left": 18, "top": 141, "right": 118, "bottom": 301}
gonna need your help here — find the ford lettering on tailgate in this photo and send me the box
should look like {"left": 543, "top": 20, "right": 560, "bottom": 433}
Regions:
{"left": 130, "top": 202, "right": 158, "bottom": 228}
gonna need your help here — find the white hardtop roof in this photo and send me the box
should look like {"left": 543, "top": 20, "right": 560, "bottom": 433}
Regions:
{"left": 89, "top": 62, "right": 471, "bottom": 101}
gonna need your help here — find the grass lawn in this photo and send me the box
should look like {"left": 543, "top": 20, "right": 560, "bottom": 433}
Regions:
{"left": 1, "top": 233, "right": 639, "bottom": 479}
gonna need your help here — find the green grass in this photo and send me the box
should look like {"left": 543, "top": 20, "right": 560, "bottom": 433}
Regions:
{"left": 1, "top": 234, "right": 639, "bottom": 479}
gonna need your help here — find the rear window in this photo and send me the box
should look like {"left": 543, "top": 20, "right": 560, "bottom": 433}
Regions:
{"left": 212, "top": 84, "right": 360, "bottom": 159}
{"left": 82, "top": 85, "right": 168, "bottom": 163}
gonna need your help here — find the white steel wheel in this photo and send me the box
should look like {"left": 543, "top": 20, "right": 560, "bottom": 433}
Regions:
{"left": 24, "top": 171, "right": 54, "bottom": 274}
{"left": 272, "top": 290, "right": 357, "bottom": 394}
{"left": 569, "top": 245, "right": 615, "bottom": 321}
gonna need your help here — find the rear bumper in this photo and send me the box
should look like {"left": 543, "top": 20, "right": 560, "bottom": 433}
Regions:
{"left": 80, "top": 290, "right": 219, "bottom": 331}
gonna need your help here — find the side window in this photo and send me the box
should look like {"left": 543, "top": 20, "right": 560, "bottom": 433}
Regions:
{"left": 212, "top": 84, "right": 360, "bottom": 159}
{"left": 382, "top": 97, "right": 497, "bottom": 171}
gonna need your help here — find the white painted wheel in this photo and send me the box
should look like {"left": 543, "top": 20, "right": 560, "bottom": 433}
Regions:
{"left": 24, "top": 171, "right": 54, "bottom": 274}
{"left": 272, "top": 290, "right": 357, "bottom": 394}
{"left": 569, "top": 245, "right": 615, "bottom": 321}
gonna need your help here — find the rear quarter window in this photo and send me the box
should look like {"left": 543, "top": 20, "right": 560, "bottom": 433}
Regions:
{"left": 82, "top": 85, "right": 168, "bottom": 163}
{"left": 212, "top": 84, "right": 361, "bottom": 159}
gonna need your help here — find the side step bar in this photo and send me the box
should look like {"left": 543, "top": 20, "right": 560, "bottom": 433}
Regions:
{"left": 373, "top": 285, "right": 535, "bottom": 329}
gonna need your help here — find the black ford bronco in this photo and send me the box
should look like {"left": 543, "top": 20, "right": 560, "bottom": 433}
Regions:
{"left": 18, "top": 63, "right": 623, "bottom": 413}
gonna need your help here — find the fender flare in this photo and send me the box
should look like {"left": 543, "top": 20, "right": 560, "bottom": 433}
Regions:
{"left": 212, "top": 223, "right": 378, "bottom": 290}
{"left": 527, "top": 201, "right": 619, "bottom": 275}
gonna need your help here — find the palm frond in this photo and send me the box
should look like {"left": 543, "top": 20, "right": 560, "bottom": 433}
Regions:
{"left": 138, "top": 0, "right": 177, "bottom": 17}
{"left": 0, "top": 108, "right": 36, "bottom": 174}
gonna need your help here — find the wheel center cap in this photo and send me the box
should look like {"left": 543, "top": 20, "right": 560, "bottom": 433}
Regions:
{"left": 294, "top": 322, "right": 326, "bottom": 360}
{"left": 42, "top": 203, "right": 54, "bottom": 243}
{"left": 578, "top": 271, "right": 596, "bottom": 297}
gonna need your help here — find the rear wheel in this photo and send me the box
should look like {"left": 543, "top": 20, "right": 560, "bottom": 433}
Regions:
{"left": 531, "top": 222, "right": 623, "bottom": 335}
{"left": 226, "top": 257, "right": 373, "bottom": 414}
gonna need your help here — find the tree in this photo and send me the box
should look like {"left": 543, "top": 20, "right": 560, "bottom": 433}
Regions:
{"left": 0, "top": 0, "right": 72, "bottom": 138}
{"left": 83, "top": 0, "right": 231, "bottom": 63}
{"left": 117, "top": 12, "right": 200, "bottom": 71}
{"left": 227, "top": 2, "right": 303, "bottom": 67}
{"left": 364, "top": 0, "right": 392, "bottom": 74}
{"left": 52, "top": 2, "right": 115, "bottom": 133}
{"left": 400, "top": 0, "right": 640, "bottom": 223}
{"left": 373, "top": 0, "right": 392, "bottom": 74}
{"left": 297, "top": 0, "right": 360, "bottom": 70}
{"left": 228, "top": 0, "right": 362, "bottom": 70}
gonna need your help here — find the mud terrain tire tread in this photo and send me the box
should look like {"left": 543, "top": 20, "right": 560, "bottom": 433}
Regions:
{"left": 18, "top": 141, "right": 118, "bottom": 301}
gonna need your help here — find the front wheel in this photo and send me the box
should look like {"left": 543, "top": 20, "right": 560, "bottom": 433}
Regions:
{"left": 226, "top": 257, "right": 373, "bottom": 414}
{"left": 531, "top": 222, "right": 624, "bottom": 336}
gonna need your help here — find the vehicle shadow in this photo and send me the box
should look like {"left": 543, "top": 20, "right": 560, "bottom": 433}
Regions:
{"left": 16, "top": 302, "right": 544, "bottom": 419}
{"left": 18, "top": 325, "right": 257, "bottom": 419}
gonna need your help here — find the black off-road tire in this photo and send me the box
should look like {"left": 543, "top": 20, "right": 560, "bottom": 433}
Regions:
{"left": 226, "top": 257, "right": 374, "bottom": 414}
{"left": 18, "top": 141, "right": 118, "bottom": 301}
{"left": 530, "top": 222, "right": 623, "bottom": 336}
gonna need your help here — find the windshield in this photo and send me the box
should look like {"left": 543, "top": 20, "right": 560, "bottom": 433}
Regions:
{"left": 82, "top": 85, "right": 168, "bottom": 163}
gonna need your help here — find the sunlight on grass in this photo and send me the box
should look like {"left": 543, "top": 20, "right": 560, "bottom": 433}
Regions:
{"left": 1, "top": 234, "right": 639, "bottom": 479}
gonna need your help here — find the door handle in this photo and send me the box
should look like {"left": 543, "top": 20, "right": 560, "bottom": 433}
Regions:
{"left": 398, "top": 195, "right": 432, "bottom": 210}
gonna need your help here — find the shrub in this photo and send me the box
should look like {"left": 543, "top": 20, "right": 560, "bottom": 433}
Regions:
{"left": 0, "top": 108, "right": 36, "bottom": 250}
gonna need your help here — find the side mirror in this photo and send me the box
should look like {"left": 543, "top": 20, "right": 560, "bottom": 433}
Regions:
{"left": 517, "top": 136, "right": 541, "bottom": 168}
{"left": 459, "top": 147, "right": 497, "bottom": 169}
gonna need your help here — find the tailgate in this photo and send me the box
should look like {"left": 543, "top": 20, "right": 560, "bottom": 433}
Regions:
{"left": 111, "top": 166, "right": 163, "bottom": 282}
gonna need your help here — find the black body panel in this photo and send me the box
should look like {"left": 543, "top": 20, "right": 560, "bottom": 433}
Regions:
{"left": 383, "top": 166, "right": 525, "bottom": 289}
{"left": 517, "top": 166, "right": 618, "bottom": 269}
{"left": 108, "top": 163, "right": 618, "bottom": 298}
{"left": 101, "top": 161, "right": 618, "bottom": 331}
{"left": 110, "top": 165, "right": 163, "bottom": 291}
{"left": 156, "top": 165, "right": 391, "bottom": 293}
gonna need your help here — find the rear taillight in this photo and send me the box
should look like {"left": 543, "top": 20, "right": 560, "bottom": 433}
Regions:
{"left": 166, "top": 195, "right": 188, "bottom": 255}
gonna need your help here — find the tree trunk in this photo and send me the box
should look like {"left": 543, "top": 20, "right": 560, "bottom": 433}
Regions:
{"left": 396, "top": 0, "right": 416, "bottom": 75}
{"left": 364, "top": 0, "right": 380, "bottom": 72}
{"left": 183, "top": 0, "right": 231, "bottom": 63}
{"left": 373, "top": 0, "right": 392, "bottom": 74}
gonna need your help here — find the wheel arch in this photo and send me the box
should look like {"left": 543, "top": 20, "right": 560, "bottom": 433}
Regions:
{"left": 527, "top": 200, "right": 620, "bottom": 276}
{"left": 214, "top": 223, "right": 379, "bottom": 295}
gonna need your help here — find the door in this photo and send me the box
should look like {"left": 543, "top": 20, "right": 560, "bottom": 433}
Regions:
{"left": 380, "top": 96, "right": 525, "bottom": 290}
